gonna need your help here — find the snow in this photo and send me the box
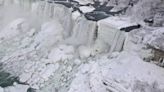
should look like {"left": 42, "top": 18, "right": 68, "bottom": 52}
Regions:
{"left": 0, "top": 87, "right": 3, "bottom": 92}
{"left": 72, "top": 11, "right": 81, "bottom": 20}
{"left": 34, "top": 21, "right": 64, "bottom": 51}
{"left": 41, "top": 64, "right": 59, "bottom": 81}
{"left": 78, "top": 45, "right": 92, "bottom": 59}
{"left": 144, "top": 27, "right": 164, "bottom": 51}
{"left": 0, "top": 18, "right": 28, "bottom": 42}
{"left": 79, "top": 6, "right": 95, "bottom": 13}
{"left": 4, "top": 83, "right": 29, "bottom": 92}
{"left": 74, "top": 0, "right": 94, "bottom": 5}
{"left": 69, "top": 51, "right": 164, "bottom": 92}
{"left": 98, "top": 17, "right": 137, "bottom": 29}
{"left": 91, "top": 39, "right": 109, "bottom": 55}
{"left": 48, "top": 45, "right": 75, "bottom": 63}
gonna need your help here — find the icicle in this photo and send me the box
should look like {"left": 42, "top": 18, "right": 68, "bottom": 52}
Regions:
{"left": 109, "top": 31, "right": 125, "bottom": 54}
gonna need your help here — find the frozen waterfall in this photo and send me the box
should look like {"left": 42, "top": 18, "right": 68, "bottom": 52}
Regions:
{"left": 0, "top": 0, "right": 163, "bottom": 92}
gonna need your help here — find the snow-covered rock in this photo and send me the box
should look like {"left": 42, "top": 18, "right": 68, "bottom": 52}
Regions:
{"left": 144, "top": 27, "right": 164, "bottom": 51}
{"left": 79, "top": 6, "right": 95, "bottom": 13}
{"left": 4, "top": 83, "right": 29, "bottom": 92}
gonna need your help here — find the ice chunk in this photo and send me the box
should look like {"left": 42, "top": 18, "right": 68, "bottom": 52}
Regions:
{"left": 48, "top": 45, "right": 75, "bottom": 63}
{"left": 41, "top": 64, "right": 59, "bottom": 81}
{"left": 78, "top": 46, "right": 92, "bottom": 59}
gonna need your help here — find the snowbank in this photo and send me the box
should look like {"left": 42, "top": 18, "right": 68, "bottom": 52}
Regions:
{"left": 69, "top": 51, "right": 164, "bottom": 92}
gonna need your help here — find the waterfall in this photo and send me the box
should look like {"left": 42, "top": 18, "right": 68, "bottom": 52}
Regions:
{"left": 65, "top": 16, "right": 97, "bottom": 46}
{"left": 31, "top": 1, "right": 73, "bottom": 38}
{"left": 0, "top": 0, "right": 35, "bottom": 10}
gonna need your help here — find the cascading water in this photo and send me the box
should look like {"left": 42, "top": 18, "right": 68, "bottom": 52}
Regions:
{"left": 65, "top": 16, "right": 96, "bottom": 46}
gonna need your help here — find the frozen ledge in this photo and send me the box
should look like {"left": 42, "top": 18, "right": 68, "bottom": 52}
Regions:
{"left": 98, "top": 16, "right": 138, "bottom": 30}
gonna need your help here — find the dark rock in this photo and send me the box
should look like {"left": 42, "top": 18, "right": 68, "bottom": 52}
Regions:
{"left": 0, "top": 71, "right": 18, "bottom": 87}
{"left": 120, "top": 24, "right": 141, "bottom": 32}
{"left": 85, "top": 11, "right": 109, "bottom": 21}
{"left": 27, "top": 88, "right": 36, "bottom": 92}
{"left": 144, "top": 18, "right": 154, "bottom": 26}
{"left": 55, "top": 2, "right": 73, "bottom": 8}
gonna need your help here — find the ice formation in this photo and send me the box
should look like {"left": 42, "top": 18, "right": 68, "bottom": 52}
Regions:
{"left": 0, "top": 0, "right": 163, "bottom": 92}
